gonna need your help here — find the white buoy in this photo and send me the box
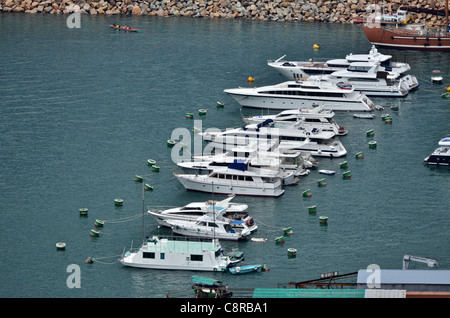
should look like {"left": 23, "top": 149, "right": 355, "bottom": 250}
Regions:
{"left": 56, "top": 242, "right": 66, "bottom": 250}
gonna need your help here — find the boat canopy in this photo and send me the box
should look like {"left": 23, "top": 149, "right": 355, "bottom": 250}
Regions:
{"left": 192, "top": 275, "right": 224, "bottom": 287}
{"left": 227, "top": 159, "right": 247, "bottom": 171}
{"left": 438, "top": 137, "right": 450, "bottom": 146}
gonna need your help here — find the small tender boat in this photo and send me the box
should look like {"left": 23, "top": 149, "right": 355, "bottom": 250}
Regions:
{"left": 431, "top": 70, "right": 443, "bottom": 83}
{"left": 192, "top": 275, "right": 233, "bottom": 298}
{"left": 424, "top": 137, "right": 450, "bottom": 166}
{"left": 228, "top": 264, "right": 262, "bottom": 274}
{"left": 110, "top": 24, "right": 138, "bottom": 32}
{"left": 353, "top": 113, "right": 375, "bottom": 119}
{"left": 319, "top": 169, "right": 335, "bottom": 175}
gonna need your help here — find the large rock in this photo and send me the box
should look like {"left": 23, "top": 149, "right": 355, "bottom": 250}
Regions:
{"left": 131, "top": 5, "right": 141, "bottom": 15}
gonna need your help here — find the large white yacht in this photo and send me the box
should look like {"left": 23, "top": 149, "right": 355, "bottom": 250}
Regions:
{"left": 199, "top": 122, "right": 347, "bottom": 158}
{"left": 424, "top": 137, "right": 450, "bottom": 166}
{"left": 242, "top": 105, "right": 347, "bottom": 136}
{"left": 174, "top": 161, "right": 285, "bottom": 197}
{"left": 181, "top": 144, "right": 311, "bottom": 177}
{"left": 316, "top": 62, "right": 409, "bottom": 97}
{"left": 267, "top": 45, "right": 418, "bottom": 90}
{"left": 224, "top": 77, "right": 375, "bottom": 111}
{"left": 166, "top": 211, "right": 253, "bottom": 241}
{"left": 119, "top": 235, "right": 234, "bottom": 271}
{"left": 147, "top": 196, "right": 257, "bottom": 232}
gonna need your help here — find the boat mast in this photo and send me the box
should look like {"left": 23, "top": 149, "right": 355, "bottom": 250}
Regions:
{"left": 446, "top": 0, "right": 449, "bottom": 30}
{"left": 142, "top": 178, "right": 145, "bottom": 244}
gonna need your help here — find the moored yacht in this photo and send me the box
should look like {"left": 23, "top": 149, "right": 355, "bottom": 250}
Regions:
{"left": 424, "top": 137, "right": 450, "bottom": 166}
{"left": 148, "top": 196, "right": 257, "bottom": 232}
{"left": 199, "top": 121, "right": 347, "bottom": 158}
{"left": 166, "top": 211, "right": 252, "bottom": 241}
{"left": 119, "top": 235, "right": 234, "bottom": 271}
{"left": 267, "top": 45, "right": 418, "bottom": 89}
{"left": 242, "top": 105, "right": 347, "bottom": 136}
{"left": 319, "top": 62, "right": 410, "bottom": 97}
{"left": 183, "top": 143, "right": 311, "bottom": 176}
{"left": 224, "top": 78, "right": 374, "bottom": 111}
{"left": 174, "top": 160, "right": 285, "bottom": 197}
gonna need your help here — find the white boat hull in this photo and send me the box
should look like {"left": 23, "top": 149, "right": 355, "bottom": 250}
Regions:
{"left": 149, "top": 211, "right": 258, "bottom": 232}
{"left": 120, "top": 252, "right": 229, "bottom": 271}
{"left": 170, "top": 226, "right": 249, "bottom": 241}
{"left": 120, "top": 237, "right": 231, "bottom": 271}
{"left": 175, "top": 173, "right": 285, "bottom": 197}
{"left": 224, "top": 89, "right": 372, "bottom": 111}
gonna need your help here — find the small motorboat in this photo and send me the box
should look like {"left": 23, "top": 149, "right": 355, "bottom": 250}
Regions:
{"left": 319, "top": 169, "right": 335, "bottom": 175}
{"left": 110, "top": 24, "right": 138, "bottom": 32}
{"left": 228, "top": 264, "right": 262, "bottom": 274}
{"left": 192, "top": 275, "right": 233, "bottom": 298}
{"left": 431, "top": 70, "right": 443, "bottom": 83}
{"left": 353, "top": 113, "right": 375, "bottom": 119}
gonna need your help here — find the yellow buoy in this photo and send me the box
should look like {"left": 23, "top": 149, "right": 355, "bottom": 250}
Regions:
{"left": 313, "top": 44, "right": 320, "bottom": 49}
{"left": 247, "top": 76, "right": 254, "bottom": 83}
{"left": 447, "top": 86, "right": 450, "bottom": 92}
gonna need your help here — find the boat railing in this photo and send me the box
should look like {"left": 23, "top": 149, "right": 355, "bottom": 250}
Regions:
{"left": 150, "top": 235, "right": 216, "bottom": 244}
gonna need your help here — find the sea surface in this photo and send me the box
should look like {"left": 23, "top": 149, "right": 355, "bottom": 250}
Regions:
{"left": 0, "top": 13, "right": 449, "bottom": 298}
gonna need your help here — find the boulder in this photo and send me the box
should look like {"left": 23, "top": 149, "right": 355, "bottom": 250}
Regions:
{"left": 131, "top": 5, "right": 141, "bottom": 15}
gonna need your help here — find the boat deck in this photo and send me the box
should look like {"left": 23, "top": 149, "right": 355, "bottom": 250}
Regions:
{"left": 143, "top": 236, "right": 220, "bottom": 253}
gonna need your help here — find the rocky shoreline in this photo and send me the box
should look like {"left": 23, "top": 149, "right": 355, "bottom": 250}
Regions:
{"left": 0, "top": 0, "right": 448, "bottom": 25}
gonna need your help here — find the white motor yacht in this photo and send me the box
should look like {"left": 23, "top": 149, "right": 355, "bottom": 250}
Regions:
{"left": 199, "top": 121, "right": 347, "bottom": 158}
{"left": 183, "top": 143, "right": 311, "bottom": 176}
{"left": 424, "top": 137, "right": 450, "bottom": 166}
{"left": 267, "top": 45, "right": 418, "bottom": 90}
{"left": 317, "top": 62, "right": 409, "bottom": 97}
{"left": 224, "top": 78, "right": 374, "bottom": 111}
{"left": 167, "top": 211, "right": 252, "bottom": 241}
{"left": 242, "top": 105, "right": 347, "bottom": 136}
{"left": 174, "top": 161, "right": 285, "bottom": 197}
{"left": 148, "top": 196, "right": 257, "bottom": 232}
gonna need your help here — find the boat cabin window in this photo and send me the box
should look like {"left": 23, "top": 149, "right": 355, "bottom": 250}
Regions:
{"left": 160, "top": 253, "right": 165, "bottom": 260}
{"left": 281, "top": 136, "right": 306, "bottom": 142}
{"left": 224, "top": 224, "right": 235, "bottom": 233}
{"left": 347, "top": 65, "right": 372, "bottom": 72}
{"left": 232, "top": 151, "right": 250, "bottom": 157}
{"left": 190, "top": 254, "right": 204, "bottom": 262}
{"left": 264, "top": 90, "right": 344, "bottom": 98}
{"left": 303, "top": 69, "right": 334, "bottom": 75}
{"left": 143, "top": 252, "right": 155, "bottom": 259}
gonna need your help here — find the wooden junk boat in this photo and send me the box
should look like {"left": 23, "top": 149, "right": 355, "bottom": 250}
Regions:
{"left": 362, "top": 2, "right": 450, "bottom": 51}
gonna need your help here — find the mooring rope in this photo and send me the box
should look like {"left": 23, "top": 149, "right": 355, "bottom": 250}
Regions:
{"left": 103, "top": 213, "right": 142, "bottom": 224}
